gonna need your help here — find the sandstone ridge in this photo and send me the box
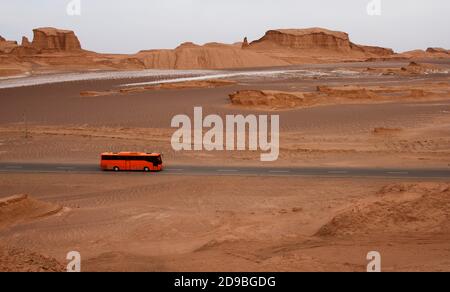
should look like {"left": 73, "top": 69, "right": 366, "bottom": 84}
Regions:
{"left": 248, "top": 28, "right": 394, "bottom": 57}
{"left": 31, "top": 27, "right": 82, "bottom": 51}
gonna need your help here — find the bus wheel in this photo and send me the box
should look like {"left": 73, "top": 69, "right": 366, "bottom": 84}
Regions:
{"left": 113, "top": 166, "right": 120, "bottom": 172}
{"left": 144, "top": 167, "right": 150, "bottom": 172}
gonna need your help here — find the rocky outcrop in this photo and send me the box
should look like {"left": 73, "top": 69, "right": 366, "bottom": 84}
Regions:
{"left": 1, "top": 26, "right": 447, "bottom": 77}
{"left": 136, "top": 42, "right": 289, "bottom": 69}
{"left": 10, "top": 36, "right": 37, "bottom": 56}
{"left": 0, "top": 35, "right": 5, "bottom": 42}
{"left": 135, "top": 28, "right": 397, "bottom": 69}
{"left": 248, "top": 28, "right": 394, "bottom": 57}
{"left": 31, "top": 27, "right": 82, "bottom": 51}
{"left": 176, "top": 42, "right": 201, "bottom": 49}
{"left": 367, "top": 61, "right": 448, "bottom": 76}
{"left": 249, "top": 28, "right": 354, "bottom": 51}
{"left": 400, "top": 62, "right": 446, "bottom": 75}
{"left": 229, "top": 90, "right": 309, "bottom": 109}
{"left": 1, "top": 36, "right": 32, "bottom": 56}
{"left": 1, "top": 28, "right": 82, "bottom": 55}
{"left": 80, "top": 79, "right": 236, "bottom": 97}
{"left": 21, "top": 36, "right": 31, "bottom": 47}
{"left": 229, "top": 83, "right": 444, "bottom": 110}
{"left": 0, "top": 38, "right": 18, "bottom": 53}
{"left": 9, "top": 45, "right": 39, "bottom": 56}
{"left": 426, "top": 47, "right": 449, "bottom": 54}
{"left": 242, "top": 37, "right": 249, "bottom": 49}
{"left": 392, "top": 48, "right": 450, "bottom": 60}
{"left": 352, "top": 44, "right": 394, "bottom": 56}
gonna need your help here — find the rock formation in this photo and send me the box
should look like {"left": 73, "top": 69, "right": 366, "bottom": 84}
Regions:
{"left": 426, "top": 47, "right": 449, "bottom": 54}
{"left": 353, "top": 44, "right": 394, "bottom": 56}
{"left": 228, "top": 83, "right": 444, "bottom": 110}
{"left": 249, "top": 28, "right": 353, "bottom": 50}
{"left": 229, "top": 90, "right": 308, "bottom": 109}
{"left": 21, "top": 36, "right": 31, "bottom": 47}
{"left": 0, "top": 28, "right": 82, "bottom": 55}
{"left": 9, "top": 45, "right": 39, "bottom": 56}
{"left": 367, "top": 61, "right": 448, "bottom": 76}
{"left": 0, "top": 37, "right": 18, "bottom": 53}
{"left": 31, "top": 27, "right": 82, "bottom": 51}
{"left": 136, "top": 42, "right": 289, "bottom": 69}
{"left": 242, "top": 37, "right": 249, "bottom": 49}
{"left": 135, "top": 28, "right": 398, "bottom": 69}
{"left": 1, "top": 26, "right": 448, "bottom": 78}
{"left": 248, "top": 28, "right": 394, "bottom": 57}
{"left": 80, "top": 79, "right": 236, "bottom": 97}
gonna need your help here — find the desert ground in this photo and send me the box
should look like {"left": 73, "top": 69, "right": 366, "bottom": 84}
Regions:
{"left": 1, "top": 174, "right": 449, "bottom": 272}
{"left": 0, "top": 57, "right": 449, "bottom": 271}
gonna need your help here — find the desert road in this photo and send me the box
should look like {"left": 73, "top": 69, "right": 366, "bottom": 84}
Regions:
{"left": 0, "top": 162, "right": 449, "bottom": 179}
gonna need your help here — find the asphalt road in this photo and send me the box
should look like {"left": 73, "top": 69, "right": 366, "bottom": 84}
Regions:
{"left": 0, "top": 163, "right": 449, "bottom": 179}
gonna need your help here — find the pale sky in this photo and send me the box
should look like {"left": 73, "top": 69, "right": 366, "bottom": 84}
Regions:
{"left": 1, "top": 0, "right": 449, "bottom": 54}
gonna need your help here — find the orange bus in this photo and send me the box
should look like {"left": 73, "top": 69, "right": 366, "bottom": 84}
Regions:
{"left": 100, "top": 152, "right": 163, "bottom": 172}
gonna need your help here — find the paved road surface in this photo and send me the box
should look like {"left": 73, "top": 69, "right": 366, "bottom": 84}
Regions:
{"left": 0, "top": 163, "right": 449, "bottom": 178}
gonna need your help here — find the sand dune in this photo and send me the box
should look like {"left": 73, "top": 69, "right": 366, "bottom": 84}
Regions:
{"left": 316, "top": 183, "right": 450, "bottom": 237}
{"left": 0, "top": 194, "right": 63, "bottom": 230}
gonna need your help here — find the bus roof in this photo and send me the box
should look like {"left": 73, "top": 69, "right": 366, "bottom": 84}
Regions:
{"left": 101, "top": 152, "right": 161, "bottom": 156}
